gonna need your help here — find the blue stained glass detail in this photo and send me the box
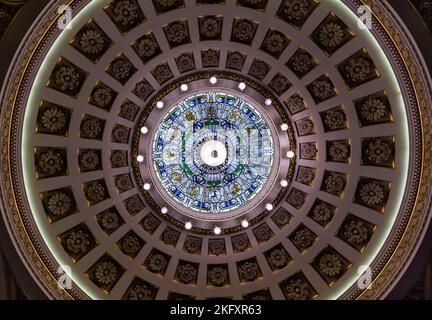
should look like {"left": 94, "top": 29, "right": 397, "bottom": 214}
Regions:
{"left": 152, "top": 91, "right": 275, "bottom": 214}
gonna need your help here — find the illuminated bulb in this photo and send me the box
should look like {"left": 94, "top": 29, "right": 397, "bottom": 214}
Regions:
{"left": 161, "top": 207, "right": 168, "bottom": 214}
{"left": 238, "top": 82, "right": 246, "bottom": 91}
{"left": 280, "top": 179, "right": 288, "bottom": 187}
{"left": 180, "top": 84, "right": 189, "bottom": 92}
{"left": 156, "top": 101, "right": 164, "bottom": 109}
{"left": 141, "top": 126, "right": 149, "bottom": 134}
{"left": 287, "top": 151, "right": 295, "bottom": 159}
{"left": 185, "top": 221, "right": 192, "bottom": 230}
{"left": 209, "top": 76, "right": 218, "bottom": 85}
{"left": 137, "top": 155, "right": 144, "bottom": 162}
{"left": 213, "top": 226, "right": 221, "bottom": 235}
{"left": 280, "top": 123, "right": 289, "bottom": 131}
{"left": 265, "top": 98, "right": 272, "bottom": 106}
{"left": 265, "top": 203, "right": 274, "bottom": 211}
{"left": 143, "top": 183, "right": 151, "bottom": 191}
{"left": 241, "top": 219, "right": 249, "bottom": 228}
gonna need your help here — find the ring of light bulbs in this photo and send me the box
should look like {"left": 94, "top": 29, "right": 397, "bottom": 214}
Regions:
{"left": 133, "top": 74, "right": 296, "bottom": 234}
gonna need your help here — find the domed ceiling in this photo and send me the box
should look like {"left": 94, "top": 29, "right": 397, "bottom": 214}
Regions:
{"left": 1, "top": 0, "right": 432, "bottom": 300}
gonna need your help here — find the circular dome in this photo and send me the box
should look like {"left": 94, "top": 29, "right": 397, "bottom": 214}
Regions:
{"left": 0, "top": 0, "right": 432, "bottom": 300}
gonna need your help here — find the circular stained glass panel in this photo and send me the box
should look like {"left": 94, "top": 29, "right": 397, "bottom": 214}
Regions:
{"left": 151, "top": 90, "right": 275, "bottom": 216}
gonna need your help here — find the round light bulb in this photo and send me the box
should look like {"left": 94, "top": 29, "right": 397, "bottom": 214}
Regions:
{"left": 280, "top": 179, "right": 288, "bottom": 187}
{"left": 265, "top": 203, "right": 274, "bottom": 211}
{"left": 185, "top": 221, "right": 192, "bottom": 230}
{"left": 161, "top": 207, "right": 168, "bottom": 214}
{"left": 287, "top": 150, "right": 295, "bottom": 159}
{"left": 143, "top": 183, "right": 151, "bottom": 191}
{"left": 238, "top": 82, "right": 246, "bottom": 91}
{"left": 280, "top": 123, "right": 289, "bottom": 131}
{"left": 213, "top": 226, "right": 221, "bottom": 235}
{"left": 241, "top": 219, "right": 249, "bottom": 228}
{"left": 265, "top": 98, "right": 272, "bottom": 106}
{"left": 141, "top": 126, "right": 149, "bottom": 134}
{"left": 156, "top": 101, "right": 164, "bottom": 109}
{"left": 180, "top": 84, "right": 189, "bottom": 92}
{"left": 137, "top": 155, "right": 144, "bottom": 163}
{"left": 209, "top": 76, "right": 217, "bottom": 85}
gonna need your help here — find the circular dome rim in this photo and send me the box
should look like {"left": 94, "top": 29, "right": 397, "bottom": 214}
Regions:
{"left": 0, "top": 0, "right": 430, "bottom": 300}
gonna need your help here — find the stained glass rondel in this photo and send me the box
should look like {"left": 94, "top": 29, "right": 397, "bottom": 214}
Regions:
{"left": 152, "top": 91, "right": 275, "bottom": 214}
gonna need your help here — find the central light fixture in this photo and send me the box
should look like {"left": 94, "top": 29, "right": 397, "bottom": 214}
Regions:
{"left": 200, "top": 140, "right": 228, "bottom": 167}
